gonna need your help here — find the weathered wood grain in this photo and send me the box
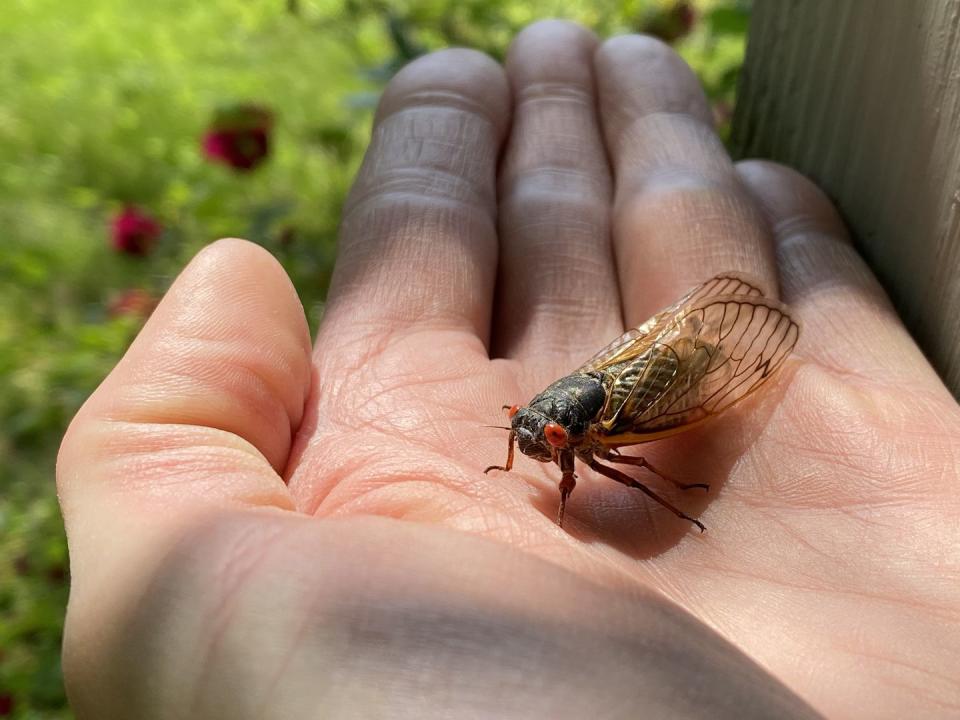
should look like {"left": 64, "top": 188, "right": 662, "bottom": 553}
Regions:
{"left": 733, "top": 0, "right": 960, "bottom": 394}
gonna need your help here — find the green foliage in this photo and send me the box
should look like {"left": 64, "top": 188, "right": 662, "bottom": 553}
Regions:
{"left": 0, "top": 0, "right": 749, "bottom": 715}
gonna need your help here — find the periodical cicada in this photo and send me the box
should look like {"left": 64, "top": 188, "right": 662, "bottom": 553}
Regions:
{"left": 485, "top": 272, "right": 800, "bottom": 530}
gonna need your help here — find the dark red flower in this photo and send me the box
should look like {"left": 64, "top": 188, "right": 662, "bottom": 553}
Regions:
{"left": 641, "top": 1, "right": 697, "bottom": 43}
{"left": 46, "top": 563, "right": 68, "bottom": 584}
{"left": 202, "top": 103, "right": 274, "bottom": 172}
{"left": 111, "top": 206, "right": 162, "bottom": 256}
{"left": 0, "top": 694, "right": 13, "bottom": 717}
{"left": 107, "top": 288, "right": 157, "bottom": 319}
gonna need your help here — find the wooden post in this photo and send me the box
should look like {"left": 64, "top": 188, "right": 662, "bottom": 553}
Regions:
{"left": 732, "top": 0, "right": 960, "bottom": 395}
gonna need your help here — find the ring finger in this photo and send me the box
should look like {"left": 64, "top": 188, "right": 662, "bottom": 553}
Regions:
{"left": 595, "top": 35, "right": 779, "bottom": 324}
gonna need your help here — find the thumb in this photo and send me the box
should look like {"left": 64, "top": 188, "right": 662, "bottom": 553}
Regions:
{"left": 57, "top": 238, "right": 312, "bottom": 599}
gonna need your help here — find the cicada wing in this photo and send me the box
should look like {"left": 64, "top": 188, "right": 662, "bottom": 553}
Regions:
{"left": 578, "top": 272, "right": 768, "bottom": 373}
{"left": 579, "top": 312, "right": 670, "bottom": 372}
{"left": 598, "top": 295, "right": 799, "bottom": 439}
{"left": 602, "top": 341, "right": 681, "bottom": 428}
{"left": 679, "top": 272, "right": 767, "bottom": 305}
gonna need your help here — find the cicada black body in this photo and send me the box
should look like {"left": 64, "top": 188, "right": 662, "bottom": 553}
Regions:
{"left": 485, "top": 272, "right": 800, "bottom": 529}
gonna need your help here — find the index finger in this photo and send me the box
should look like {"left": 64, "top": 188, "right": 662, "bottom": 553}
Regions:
{"left": 320, "top": 50, "right": 510, "bottom": 350}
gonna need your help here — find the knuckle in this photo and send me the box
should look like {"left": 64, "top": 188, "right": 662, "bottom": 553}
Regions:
{"left": 736, "top": 160, "right": 846, "bottom": 237}
{"left": 616, "top": 172, "right": 757, "bottom": 231}
{"left": 345, "top": 166, "right": 493, "bottom": 220}
{"left": 501, "top": 177, "right": 608, "bottom": 226}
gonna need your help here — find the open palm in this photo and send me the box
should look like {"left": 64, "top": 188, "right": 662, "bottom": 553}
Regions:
{"left": 59, "top": 22, "right": 960, "bottom": 720}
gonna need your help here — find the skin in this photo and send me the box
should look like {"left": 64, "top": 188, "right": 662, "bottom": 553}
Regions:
{"left": 57, "top": 21, "right": 960, "bottom": 720}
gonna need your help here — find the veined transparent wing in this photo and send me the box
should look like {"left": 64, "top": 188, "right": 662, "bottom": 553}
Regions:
{"left": 595, "top": 295, "right": 799, "bottom": 441}
{"left": 579, "top": 272, "right": 767, "bottom": 373}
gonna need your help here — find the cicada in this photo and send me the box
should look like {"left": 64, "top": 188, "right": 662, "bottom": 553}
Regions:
{"left": 485, "top": 273, "right": 800, "bottom": 530}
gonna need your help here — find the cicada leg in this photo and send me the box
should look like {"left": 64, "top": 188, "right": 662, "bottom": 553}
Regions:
{"left": 556, "top": 450, "right": 577, "bottom": 527}
{"left": 605, "top": 453, "right": 709, "bottom": 492}
{"left": 484, "top": 431, "right": 515, "bottom": 474}
{"left": 588, "top": 458, "right": 705, "bottom": 532}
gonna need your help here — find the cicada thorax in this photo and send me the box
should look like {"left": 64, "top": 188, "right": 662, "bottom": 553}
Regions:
{"left": 525, "top": 372, "right": 606, "bottom": 448}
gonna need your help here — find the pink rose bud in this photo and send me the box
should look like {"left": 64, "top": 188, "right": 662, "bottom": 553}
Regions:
{"left": 111, "top": 206, "right": 162, "bottom": 256}
{"left": 713, "top": 99, "right": 734, "bottom": 129}
{"left": 107, "top": 288, "right": 157, "bottom": 318}
{"left": 202, "top": 103, "right": 274, "bottom": 172}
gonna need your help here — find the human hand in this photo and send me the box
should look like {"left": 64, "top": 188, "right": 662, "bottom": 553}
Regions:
{"left": 58, "top": 21, "right": 960, "bottom": 720}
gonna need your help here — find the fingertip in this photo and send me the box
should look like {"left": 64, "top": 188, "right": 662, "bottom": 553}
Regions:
{"left": 193, "top": 237, "right": 287, "bottom": 278}
{"left": 376, "top": 48, "right": 511, "bottom": 136}
{"left": 594, "top": 33, "right": 713, "bottom": 129}
{"left": 516, "top": 17, "right": 600, "bottom": 44}
{"left": 182, "top": 237, "right": 312, "bottom": 354}
{"left": 506, "top": 20, "right": 599, "bottom": 75}
{"left": 597, "top": 32, "right": 673, "bottom": 60}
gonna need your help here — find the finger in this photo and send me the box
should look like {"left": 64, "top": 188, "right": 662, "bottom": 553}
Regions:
{"left": 322, "top": 49, "right": 510, "bottom": 348}
{"left": 595, "top": 36, "right": 778, "bottom": 327}
{"left": 494, "top": 20, "right": 620, "bottom": 361}
{"left": 57, "top": 239, "right": 312, "bottom": 592}
{"left": 736, "top": 160, "right": 947, "bottom": 389}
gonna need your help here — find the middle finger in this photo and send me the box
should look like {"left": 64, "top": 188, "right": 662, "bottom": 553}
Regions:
{"left": 494, "top": 20, "right": 621, "bottom": 363}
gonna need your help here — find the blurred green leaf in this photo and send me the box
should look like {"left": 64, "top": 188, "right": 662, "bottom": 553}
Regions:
{"left": 707, "top": 5, "right": 750, "bottom": 35}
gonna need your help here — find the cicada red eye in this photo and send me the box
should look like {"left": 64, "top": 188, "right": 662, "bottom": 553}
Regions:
{"left": 508, "top": 404, "right": 520, "bottom": 419}
{"left": 544, "top": 423, "right": 568, "bottom": 448}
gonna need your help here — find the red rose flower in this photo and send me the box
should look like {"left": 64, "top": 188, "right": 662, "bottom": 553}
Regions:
{"left": 111, "top": 206, "right": 162, "bottom": 256}
{"left": 0, "top": 694, "right": 13, "bottom": 717}
{"left": 202, "top": 103, "right": 274, "bottom": 172}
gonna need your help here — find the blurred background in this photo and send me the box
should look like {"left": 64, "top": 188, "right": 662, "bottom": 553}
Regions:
{"left": 0, "top": 0, "right": 749, "bottom": 715}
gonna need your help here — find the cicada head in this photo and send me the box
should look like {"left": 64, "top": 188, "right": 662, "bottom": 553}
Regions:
{"left": 511, "top": 407, "right": 570, "bottom": 462}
